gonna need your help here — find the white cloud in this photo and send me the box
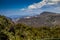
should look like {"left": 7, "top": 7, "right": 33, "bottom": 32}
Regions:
{"left": 28, "top": 0, "right": 60, "bottom": 9}
{"left": 20, "top": 8, "right": 26, "bottom": 11}
{"left": 47, "top": 0, "right": 60, "bottom": 5}
{"left": 51, "top": 0, "right": 60, "bottom": 2}
{"left": 20, "top": 0, "right": 60, "bottom": 14}
{"left": 28, "top": 5, "right": 37, "bottom": 9}
{"left": 55, "top": 7, "right": 60, "bottom": 10}
{"left": 28, "top": 0, "right": 46, "bottom": 9}
{"left": 21, "top": 0, "right": 60, "bottom": 10}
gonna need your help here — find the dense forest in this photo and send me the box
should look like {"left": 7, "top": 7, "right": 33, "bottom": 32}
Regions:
{"left": 0, "top": 15, "right": 60, "bottom": 40}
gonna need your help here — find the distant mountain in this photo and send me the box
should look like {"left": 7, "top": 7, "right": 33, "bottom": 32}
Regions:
{"left": 17, "top": 12, "right": 60, "bottom": 27}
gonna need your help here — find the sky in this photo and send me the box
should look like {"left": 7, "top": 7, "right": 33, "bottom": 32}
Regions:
{"left": 0, "top": 0, "right": 60, "bottom": 17}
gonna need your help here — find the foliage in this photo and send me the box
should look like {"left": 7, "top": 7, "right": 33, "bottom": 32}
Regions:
{"left": 0, "top": 15, "right": 60, "bottom": 40}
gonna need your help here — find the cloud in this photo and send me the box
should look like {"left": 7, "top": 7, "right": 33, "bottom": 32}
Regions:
{"left": 20, "top": 8, "right": 26, "bottom": 11}
{"left": 1, "top": 0, "right": 60, "bottom": 18}
{"left": 28, "top": 0, "right": 60, "bottom": 9}
{"left": 51, "top": 0, "right": 60, "bottom": 1}
{"left": 55, "top": 7, "right": 60, "bottom": 10}
{"left": 21, "top": 0, "right": 60, "bottom": 10}
{"left": 28, "top": 0, "right": 46, "bottom": 9}
{"left": 20, "top": 0, "right": 60, "bottom": 14}
{"left": 20, "top": 0, "right": 46, "bottom": 10}
{"left": 47, "top": 0, "right": 60, "bottom": 5}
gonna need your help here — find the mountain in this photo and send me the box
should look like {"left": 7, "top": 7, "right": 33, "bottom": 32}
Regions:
{"left": 1, "top": 12, "right": 60, "bottom": 40}
{"left": 17, "top": 12, "right": 60, "bottom": 27}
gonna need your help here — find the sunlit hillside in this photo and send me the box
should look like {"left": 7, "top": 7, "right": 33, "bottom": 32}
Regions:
{"left": 0, "top": 15, "right": 60, "bottom": 40}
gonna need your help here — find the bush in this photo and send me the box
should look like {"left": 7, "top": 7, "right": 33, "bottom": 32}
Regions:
{"left": 0, "top": 15, "right": 60, "bottom": 40}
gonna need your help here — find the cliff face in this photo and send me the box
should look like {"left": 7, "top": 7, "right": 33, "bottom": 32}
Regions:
{"left": 17, "top": 12, "right": 60, "bottom": 27}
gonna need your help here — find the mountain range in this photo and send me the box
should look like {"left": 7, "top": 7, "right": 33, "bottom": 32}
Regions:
{"left": 17, "top": 12, "right": 60, "bottom": 27}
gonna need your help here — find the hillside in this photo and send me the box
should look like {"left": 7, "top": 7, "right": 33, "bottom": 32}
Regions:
{"left": 17, "top": 12, "right": 60, "bottom": 27}
{"left": 0, "top": 14, "right": 60, "bottom": 40}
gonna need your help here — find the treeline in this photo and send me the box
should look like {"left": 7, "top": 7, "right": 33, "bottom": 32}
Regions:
{"left": 0, "top": 15, "right": 60, "bottom": 40}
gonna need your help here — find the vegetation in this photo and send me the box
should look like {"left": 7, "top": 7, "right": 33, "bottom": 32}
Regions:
{"left": 0, "top": 15, "right": 60, "bottom": 40}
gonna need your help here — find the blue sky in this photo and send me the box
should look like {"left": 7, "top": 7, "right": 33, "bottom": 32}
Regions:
{"left": 0, "top": 0, "right": 60, "bottom": 17}
{"left": 0, "top": 0, "right": 42, "bottom": 9}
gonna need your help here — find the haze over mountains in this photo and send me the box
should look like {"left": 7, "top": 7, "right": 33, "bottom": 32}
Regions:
{"left": 1, "top": 11, "right": 60, "bottom": 40}
{"left": 0, "top": 0, "right": 60, "bottom": 18}
{"left": 17, "top": 12, "right": 60, "bottom": 27}
{"left": 0, "top": 0, "right": 60, "bottom": 27}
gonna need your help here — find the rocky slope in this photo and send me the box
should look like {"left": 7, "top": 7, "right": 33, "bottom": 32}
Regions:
{"left": 17, "top": 12, "right": 60, "bottom": 27}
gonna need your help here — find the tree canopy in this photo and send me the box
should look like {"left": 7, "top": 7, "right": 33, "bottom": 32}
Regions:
{"left": 0, "top": 15, "right": 60, "bottom": 40}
